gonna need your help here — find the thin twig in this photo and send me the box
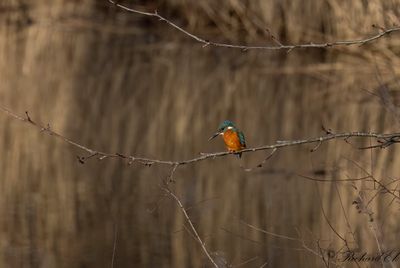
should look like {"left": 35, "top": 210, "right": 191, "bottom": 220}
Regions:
{"left": 242, "top": 147, "right": 277, "bottom": 172}
{"left": 314, "top": 183, "right": 347, "bottom": 243}
{"left": 239, "top": 220, "right": 301, "bottom": 242}
{"left": 220, "top": 227, "right": 262, "bottom": 245}
{"left": 108, "top": 0, "right": 400, "bottom": 52}
{"left": 347, "top": 159, "right": 400, "bottom": 201}
{"left": 298, "top": 174, "right": 372, "bottom": 182}
{"left": 317, "top": 239, "right": 329, "bottom": 268}
{"left": 333, "top": 183, "right": 361, "bottom": 268}
{"left": 111, "top": 223, "right": 118, "bottom": 268}
{"left": 232, "top": 256, "right": 259, "bottom": 268}
{"left": 333, "top": 183, "right": 359, "bottom": 247}
{"left": 162, "top": 186, "right": 219, "bottom": 268}
{"left": 240, "top": 219, "right": 336, "bottom": 264}
{"left": 294, "top": 228, "right": 331, "bottom": 261}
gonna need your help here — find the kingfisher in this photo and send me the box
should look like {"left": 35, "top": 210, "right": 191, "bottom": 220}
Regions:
{"left": 208, "top": 120, "right": 246, "bottom": 158}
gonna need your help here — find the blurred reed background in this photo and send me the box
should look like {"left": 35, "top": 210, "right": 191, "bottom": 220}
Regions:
{"left": 1, "top": 0, "right": 400, "bottom": 267}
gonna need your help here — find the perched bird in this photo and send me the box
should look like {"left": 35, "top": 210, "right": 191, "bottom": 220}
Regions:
{"left": 208, "top": 120, "right": 246, "bottom": 158}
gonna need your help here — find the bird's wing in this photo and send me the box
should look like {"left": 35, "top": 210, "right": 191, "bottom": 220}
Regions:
{"left": 238, "top": 131, "right": 246, "bottom": 147}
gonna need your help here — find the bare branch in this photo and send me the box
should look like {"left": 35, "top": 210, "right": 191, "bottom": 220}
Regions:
{"left": 2, "top": 105, "right": 400, "bottom": 168}
{"left": 108, "top": 0, "right": 400, "bottom": 52}
{"left": 161, "top": 186, "right": 219, "bottom": 268}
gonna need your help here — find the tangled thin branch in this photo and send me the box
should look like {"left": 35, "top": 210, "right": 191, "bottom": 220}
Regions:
{"left": 108, "top": 0, "right": 400, "bottom": 52}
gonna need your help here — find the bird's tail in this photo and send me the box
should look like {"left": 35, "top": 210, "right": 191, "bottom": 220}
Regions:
{"left": 235, "top": 152, "right": 242, "bottom": 159}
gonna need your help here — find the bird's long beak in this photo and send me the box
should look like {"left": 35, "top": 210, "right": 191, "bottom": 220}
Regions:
{"left": 208, "top": 132, "right": 221, "bottom": 141}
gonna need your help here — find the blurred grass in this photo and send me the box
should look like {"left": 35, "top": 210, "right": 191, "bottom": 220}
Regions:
{"left": 1, "top": 0, "right": 400, "bottom": 267}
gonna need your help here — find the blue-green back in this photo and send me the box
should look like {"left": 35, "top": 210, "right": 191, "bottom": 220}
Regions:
{"left": 238, "top": 131, "right": 246, "bottom": 147}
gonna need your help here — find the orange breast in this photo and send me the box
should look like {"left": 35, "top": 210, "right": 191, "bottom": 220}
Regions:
{"left": 223, "top": 130, "right": 244, "bottom": 152}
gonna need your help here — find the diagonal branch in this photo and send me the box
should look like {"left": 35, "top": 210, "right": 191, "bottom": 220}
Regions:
{"left": 108, "top": 0, "right": 400, "bottom": 52}
{"left": 161, "top": 186, "right": 219, "bottom": 268}
{"left": 1, "top": 105, "right": 400, "bottom": 167}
